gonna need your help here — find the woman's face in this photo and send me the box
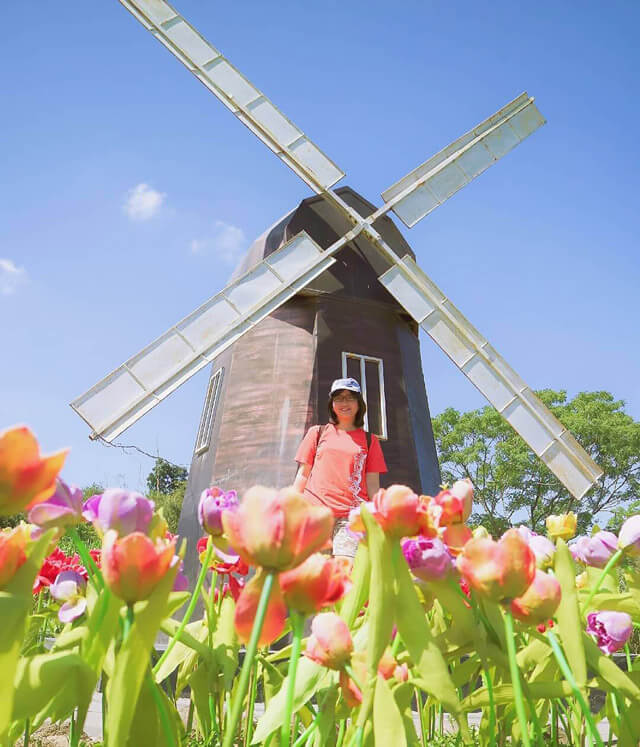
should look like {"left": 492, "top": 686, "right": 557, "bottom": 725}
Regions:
{"left": 332, "top": 390, "right": 358, "bottom": 424}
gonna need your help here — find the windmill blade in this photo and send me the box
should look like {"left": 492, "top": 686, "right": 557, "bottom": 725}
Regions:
{"left": 118, "top": 0, "right": 344, "bottom": 194}
{"left": 71, "top": 232, "right": 334, "bottom": 442}
{"left": 381, "top": 93, "right": 545, "bottom": 228}
{"left": 379, "top": 255, "right": 603, "bottom": 499}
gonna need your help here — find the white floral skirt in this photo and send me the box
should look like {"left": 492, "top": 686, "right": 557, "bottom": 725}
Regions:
{"left": 332, "top": 518, "right": 359, "bottom": 558}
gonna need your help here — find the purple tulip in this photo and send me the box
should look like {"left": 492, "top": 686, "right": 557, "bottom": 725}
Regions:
{"left": 402, "top": 536, "right": 452, "bottom": 582}
{"left": 28, "top": 478, "right": 84, "bottom": 530}
{"left": 83, "top": 489, "right": 154, "bottom": 536}
{"left": 586, "top": 610, "right": 632, "bottom": 655}
{"left": 198, "top": 487, "right": 238, "bottom": 536}
{"left": 50, "top": 570, "right": 87, "bottom": 624}
{"left": 517, "top": 526, "right": 556, "bottom": 569}
{"left": 619, "top": 515, "right": 640, "bottom": 556}
{"left": 172, "top": 558, "right": 189, "bottom": 593}
{"left": 570, "top": 531, "right": 618, "bottom": 568}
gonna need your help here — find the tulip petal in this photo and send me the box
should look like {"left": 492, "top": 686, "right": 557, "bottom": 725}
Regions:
{"left": 59, "top": 597, "right": 87, "bottom": 624}
{"left": 234, "top": 571, "right": 286, "bottom": 645}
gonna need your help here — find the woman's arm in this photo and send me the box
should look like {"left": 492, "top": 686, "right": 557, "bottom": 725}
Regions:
{"left": 293, "top": 463, "right": 311, "bottom": 494}
{"left": 365, "top": 472, "right": 380, "bottom": 499}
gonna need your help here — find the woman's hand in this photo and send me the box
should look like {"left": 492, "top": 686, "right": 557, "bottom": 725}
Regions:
{"left": 365, "top": 472, "right": 380, "bottom": 499}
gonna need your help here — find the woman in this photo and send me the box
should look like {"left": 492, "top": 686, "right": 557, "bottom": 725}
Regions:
{"left": 293, "top": 377, "right": 387, "bottom": 556}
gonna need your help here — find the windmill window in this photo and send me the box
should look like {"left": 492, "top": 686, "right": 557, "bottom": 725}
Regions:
{"left": 195, "top": 367, "right": 224, "bottom": 454}
{"left": 341, "top": 353, "right": 387, "bottom": 440}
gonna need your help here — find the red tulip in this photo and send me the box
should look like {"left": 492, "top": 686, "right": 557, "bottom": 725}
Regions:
{"left": 0, "top": 426, "right": 67, "bottom": 516}
{"left": 305, "top": 612, "right": 353, "bottom": 670}
{"left": 102, "top": 530, "right": 176, "bottom": 602}
{"left": 0, "top": 525, "right": 28, "bottom": 588}
{"left": 457, "top": 529, "right": 536, "bottom": 602}
{"left": 221, "top": 486, "right": 333, "bottom": 571}
{"left": 234, "top": 570, "right": 287, "bottom": 645}
{"left": 510, "top": 569, "right": 561, "bottom": 626}
{"left": 280, "top": 554, "right": 352, "bottom": 614}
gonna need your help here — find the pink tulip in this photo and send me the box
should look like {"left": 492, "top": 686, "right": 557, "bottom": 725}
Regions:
{"left": 102, "top": 530, "right": 175, "bottom": 602}
{"left": 510, "top": 569, "right": 561, "bottom": 626}
{"left": 586, "top": 611, "right": 633, "bottom": 655}
{"left": 517, "top": 527, "right": 556, "bottom": 569}
{"left": 368, "top": 485, "right": 438, "bottom": 539}
{"left": 198, "top": 486, "right": 238, "bottom": 536}
{"left": 28, "top": 478, "right": 84, "bottom": 530}
{"left": 431, "top": 488, "right": 465, "bottom": 526}
{"left": 441, "top": 523, "right": 473, "bottom": 557}
{"left": 0, "top": 426, "right": 68, "bottom": 516}
{"left": 570, "top": 532, "right": 618, "bottom": 568}
{"left": 50, "top": 570, "right": 87, "bottom": 623}
{"left": 280, "top": 554, "right": 352, "bottom": 614}
{"left": 402, "top": 536, "right": 452, "bottom": 582}
{"left": 0, "top": 525, "right": 28, "bottom": 588}
{"left": 84, "top": 489, "right": 154, "bottom": 536}
{"left": 221, "top": 486, "right": 333, "bottom": 571}
{"left": 305, "top": 612, "right": 353, "bottom": 670}
{"left": 457, "top": 528, "right": 536, "bottom": 602}
{"left": 618, "top": 515, "right": 640, "bottom": 556}
{"left": 450, "top": 478, "right": 474, "bottom": 523}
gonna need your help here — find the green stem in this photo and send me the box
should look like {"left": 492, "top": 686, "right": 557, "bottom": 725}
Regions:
{"left": 547, "top": 631, "right": 604, "bottom": 747}
{"left": 101, "top": 675, "right": 108, "bottom": 744}
{"left": 186, "top": 698, "right": 194, "bottom": 736}
{"left": 293, "top": 718, "right": 318, "bottom": 747}
{"left": 550, "top": 700, "right": 558, "bottom": 745}
{"left": 503, "top": 608, "right": 531, "bottom": 747}
{"left": 153, "top": 538, "right": 214, "bottom": 677}
{"left": 482, "top": 667, "right": 497, "bottom": 747}
{"left": 148, "top": 671, "right": 176, "bottom": 747}
{"left": 69, "top": 710, "right": 79, "bottom": 747}
{"left": 344, "top": 662, "right": 363, "bottom": 693}
{"left": 67, "top": 526, "right": 103, "bottom": 591}
{"left": 336, "top": 719, "right": 346, "bottom": 747}
{"left": 281, "top": 611, "right": 305, "bottom": 747}
{"left": 23, "top": 719, "right": 30, "bottom": 747}
{"left": 222, "top": 571, "right": 276, "bottom": 747}
{"left": 582, "top": 549, "right": 623, "bottom": 610}
{"left": 244, "top": 658, "right": 259, "bottom": 747}
{"left": 122, "top": 603, "right": 135, "bottom": 641}
{"left": 415, "top": 688, "right": 427, "bottom": 747}
{"left": 624, "top": 643, "right": 632, "bottom": 672}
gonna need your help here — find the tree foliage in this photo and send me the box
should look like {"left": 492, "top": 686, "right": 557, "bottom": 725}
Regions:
{"left": 146, "top": 459, "right": 188, "bottom": 495}
{"left": 433, "top": 390, "right": 640, "bottom": 536}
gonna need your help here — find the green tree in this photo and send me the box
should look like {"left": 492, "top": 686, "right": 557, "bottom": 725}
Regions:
{"left": 433, "top": 390, "right": 640, "bottom": 536}
{"left": 146, "top": 459, "right": 188, "bottom": 495}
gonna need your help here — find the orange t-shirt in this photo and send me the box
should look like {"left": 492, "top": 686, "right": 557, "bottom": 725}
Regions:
{"left": 295, "top": 424, "right": 387, "bottom": 518}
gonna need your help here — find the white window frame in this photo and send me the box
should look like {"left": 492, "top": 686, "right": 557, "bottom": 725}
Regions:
{"left": 195, "top": 367, "right": 224, "bottom": 455}
{"left": 341, "top": 352, "right": 387, "bottom": 440}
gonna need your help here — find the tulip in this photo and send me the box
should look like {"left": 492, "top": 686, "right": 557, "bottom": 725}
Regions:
{"left": 234, "top": 570, "right": 287, "bottom": 645}
{"left": 570, "top": 531, "right": 618, "bottom": 568}
{"left": 279, "top": 554, "right": 352, "bottom": 614}
{"left": 517, "top": 526, "right": 556, "bottom": 569}
{"left": 546, "top": 513, "right": 577, "bottom": 541}
{"left": 102, "top": 530, "right": 175, "bottom": 602}
{"left": 472, "top": 526, "right": 491, "bottom": 540}
{"left": 84, "top": 489, "right": 154, "bottom": 536}
{"left": 221, "top": 486, "right": 333, "bottom": 571}
{"left": 28, "top": 478, "right": 84, "bottom": 530}
{"left": 50, "top": 570, "right": 87, "bottom": 623}
{"left": 586, "top": 611, "right": 633, "bottom": 655}
{"left": 618, "top": 515, "right": 640, "bottom": 556}
{"left": 305, "top": 612, "right": 353, "bottom": 670}
{"left": 450, "top": 478, "right": 474, "bottom": 522}
{"left": 377, "top": 647, "right": 407, "bottom": 681}
{"left": 339, "top": 650, "right": 366, "bottom": 707}
{"left": 402, "top": 536, "right": 452, "bottom": 582}
{"left": 510, "top": 569, "right": 561, "bottom": 626}
{"left": 198, "top": 486, "right": 238, "bottom": 536}
{"left": 441, "top": 523, "right": 473, "bottom": 556}
{"left": 368, "top": 485, "right": 439, "bottom": 539}
{"left": 457, "top": 528, "right": 536, "bottom": 602}
{"left": 431, "top": 488, "right": 466, "bottom": 526}
{"left": 0, "top": 426, "right": 68, "bottom": 516}
{"left": 0, "top": 525, "right": 28, "bottom": 588}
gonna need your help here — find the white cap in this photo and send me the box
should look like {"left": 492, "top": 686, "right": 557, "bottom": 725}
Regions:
{"left": 330, "top": 378, "right": 361, "bottom": 395}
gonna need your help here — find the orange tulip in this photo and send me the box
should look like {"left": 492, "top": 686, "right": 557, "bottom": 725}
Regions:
{"left": 457, "top": 529, "right": 536, "bottom": 602}
{"left": 0, "top": 426, "right": 67, "bottom": 516}
{"left": 280, "top": 554, "right": 352, "bottom": 614}
{"left": 368, "top": 485, "right": 439, "bottom": 539}
{"left": 234, "top": 570, "right": 287, "bottom": 645}
{"left": 510, "top": 569, "right": 561, "bottom": 626}
{"left": 305, "top": 612, "right": 353, "bottom": 670}
{"left": 441, "top": 523, "right": 473, "bottom": 556}
{"left": 221, "top": 486, "right": 333, "bottom": 571}
{"left": 102, "top": 530, "right": 175, "bottom": 603}
{"left": 0, "top": 525, "right": 28, "bottom": 588}
{"left": 431, "top": 488, "right": 466, "bottom": 526}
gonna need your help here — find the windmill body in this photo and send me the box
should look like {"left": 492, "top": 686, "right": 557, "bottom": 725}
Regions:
{"left": 72, "top": 0, "right": 604, "bottom": 562}
{"left": 178, "top": 187, "right": 440, "bottom": 576}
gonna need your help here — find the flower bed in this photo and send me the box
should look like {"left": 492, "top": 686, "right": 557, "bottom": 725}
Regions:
{"left": 1, "top": 425, "right": 640, "bottom": 746}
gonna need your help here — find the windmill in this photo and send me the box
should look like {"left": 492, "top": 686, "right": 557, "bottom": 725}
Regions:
{"left": 71, "top": 0, "right": 602, "bottom": 573}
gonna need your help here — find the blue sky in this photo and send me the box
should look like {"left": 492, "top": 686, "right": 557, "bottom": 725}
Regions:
{"left": 1, "top": 1, "right": 638, "bottom": 493}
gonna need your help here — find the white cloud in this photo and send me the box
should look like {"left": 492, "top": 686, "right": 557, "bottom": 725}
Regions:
{"left": 190, "top": 220, "right": 247, "bottom": 264}
{"left": 0, "top": 258, "right": 27, "bottom": 295}
{"left": 123, "top": 183, "right": 166, "bottom": 221}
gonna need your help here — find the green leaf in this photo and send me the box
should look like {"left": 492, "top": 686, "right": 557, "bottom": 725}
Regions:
{"left": 339, "top": 541, "right": 370, "bottom": 627}
{"left": 252, "top": 657, "right": 326, "bottom": 744}
{"left": 187, "top": 663, "right": 212, "bottom": 736}
{"left": 0, "top": 530, "right": 54, "bottom": 741}
{"left": 156, "top": 618, "right": 213, "bottom": 683}
{"left": 106, "top": 560, "right": 179, "bottom": 745}
{"left": 213, "top": 595, "right": 238, "bottom": 691}
{"left": 373, "top": 675, "right": 407, "bottom": 747}
{"left": 553, "top": 539, "right": 587, "bottom": 687}
{"left": 127, "top": 675, "right": 183, "bottom": 747}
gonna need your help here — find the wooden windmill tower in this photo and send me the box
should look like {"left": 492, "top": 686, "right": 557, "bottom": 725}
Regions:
{"left": 71, "top": 0, "right": 603, "bottom": 575}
